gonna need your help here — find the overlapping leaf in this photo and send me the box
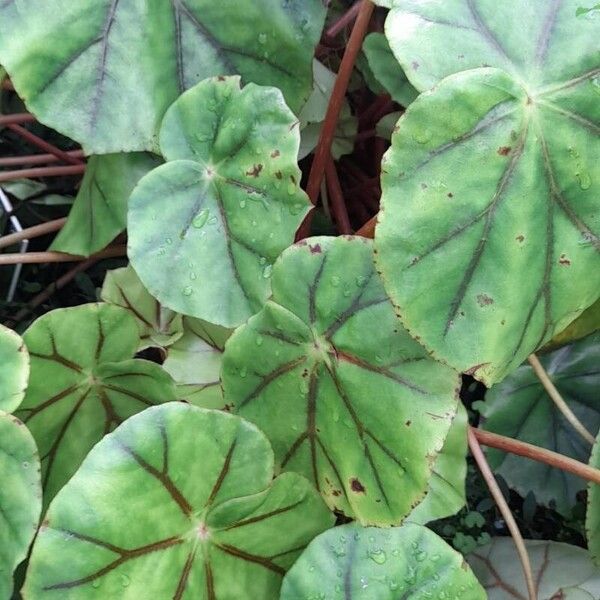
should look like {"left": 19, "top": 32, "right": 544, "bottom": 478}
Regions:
{"left": 24, "top": 403, "right": 334, "bottom": 599}
{"left": 163, "top": 317, "right": 232, "bottom": 409}
{"left": 101, "top": 266, "right": 183, "bottom": 351}
{"left": 0, "top": 323, "right": 29, "bottom": 412}
{"left": 128, "top": 76, "right": 311, "bottom": 327}
{"left": 469, "top": 537, "right": 600, "bottom": 598}
{"left": 587, "top": 430, "right": 600, "bottom": 566}
{"left": 0, "top": 411, "right": 41, "bottom": 600}
{"left": 16, "top": 303, "right": 177, "bottom": 504}
{"left": 223, "top": 236, "right": 459, "bottom": 525}
{"left": 479, "top": 332, "right": 600, "bottom": 514}
{"left": 376, "top": 63, "right": 600, "bottom": 385}
{"left": 280, "top": 522, "right": 485, "bottom": 599}
{"left": 50, "top": 153, "right": 160, "bottom": 257}
{"left": 0, "top": 0, "right": 327, "bottom": 153}
{"left": 542, "top": 297, "right": 600, "bottom": 352}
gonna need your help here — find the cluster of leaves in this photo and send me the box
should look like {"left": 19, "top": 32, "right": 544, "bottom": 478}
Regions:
{"left": 0, "top": 0, "right": 599, "bottom": 598}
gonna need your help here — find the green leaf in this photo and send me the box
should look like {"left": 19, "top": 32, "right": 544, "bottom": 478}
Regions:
{"left": 223, "top": 236, "right": 459, "bottom": 526}
{"left": 128, "top": 76, "right": 311, "bottom": 328}
{"left": 469, "top": 537, "right": 600, "bottom": 599}
{"left": 408, "top": 402, "right": 468, "bottom": 525}
{"left": 587, "top": 431, "right": 600, "bottom": 566}
{"left": 101, "top": 265, "right": 183, "bottom": 351}
{"left": 363, "top": 33, "right": 418, "bottom": 107}
{"left": 542, "top": 297, "right": 600, "bottom": 352}
{"left": 50, "top": 153, "right": 160, "bottom": 257}
{"left": 0, "top": 0, "right": 326, "bottom": 154}
{"left": 0, "top": 411, "right": 42, "bottom": 600}
{"left": 385, "top": 0, "right": 600, "bottom": 93}
{"left": 163, "top": 317, "right": 232, "bottom": 409}
{"left": 0, "top": 323, "right": 29, "bottom": 412}
{"left": 479, "top": 332, "right": 600, "bottom": 514}
{"left": 16, "top": 303, "right": 177, "bottom": 504}
{"left": 23, "top": 403, "right": 334, "bottom": 598}
{"left": 280, "top": 522, "right": 485, "bottom": 599}
{"left": 375, "top": 65, "right": 600, "bottom": 385}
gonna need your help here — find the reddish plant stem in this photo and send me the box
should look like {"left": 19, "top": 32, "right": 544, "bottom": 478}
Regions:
{"left": 468, "top": 428, "right": 537, "bottom": 600}
{"left": 0, "top": 164, "right": 85, "bottom": 182}
{"left": 6, "top": 124, "right": 84, "bottom": 166}
{"left": 0, "top": 113, "right": 35, "bottom": 126}
{"left": 0, "top": 150, "right": 85, "bottom": 168}
{"left": 1, "top": 79, "right": 15, "bottom": 91}
{"left": 0, "top": 218, "right": 67, "bottom": 250}
{"left": 325, "top": 1, "right": 362, "bottom": 39}
{"left": 298, "top": 0, "right": 374, "bottom": 240}
{"left": 360, "top": 94, "right": 392, "bottom": 127}
{"left": 472, "top": 426, "right": 600, "bottom": 485}
{"left": 354, "top": 128, "right": 377, "bottom": 143}
{"left": 355, "top": 215, "right": 376, "bottom": 238}
{"left": 325, "top": 156, "right": 353, "bottom": 234}
{"left": 0, "top": 245, "right": 126, "bottom": 266}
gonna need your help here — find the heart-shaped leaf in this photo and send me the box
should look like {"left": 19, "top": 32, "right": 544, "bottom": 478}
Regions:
{"left": 468, "top": 537, "right": 600, "bottom": 599}
{"left": 0, "top": 0, "right": 326, "bottom": 154}
{"left": 50, "top": 153, "right": 160, "bottom": 257}
{"left": 101, "top": 266, "right": 183, "bottom": 351}
{"left": 163, "top": 317, "right": 232, "bottom": 409}
{"left": 478, "top": 332, "right": 600, "bottom": 514}
{"left": 0, "top": 411, "right": 41, "bottom": 600}
{"left": 363, "top": 33, "right": 418, "bottom": 107}
{"left": 223, "top": 236, "right": 459, "bottom": 525}
{"left": 587, "top": 431, "right": 600, "bottom": 566}
{"left": 280, "top": 522, "right": 485, "bottom": 599}
{"left": 128, "top": 76, "right": 311, "bottom": 328}
{"left": 16, "top": 303, "right": 177, "bottom": 504}
{"left": 408, "top": 402, "right": 468, "bottom": 525}
{"left": 376, "top": 64, "right": 600, "bottom": 385}
{"left": 384, "top": 0, "right": 599, "bottom": 93}
{"left": 23, "top": 403, "right": 334, "bottom": 598}
{"left": 0, "top": 323, "right": 29, "bottom": 412}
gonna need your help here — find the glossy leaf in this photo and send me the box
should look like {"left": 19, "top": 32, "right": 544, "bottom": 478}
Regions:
{"left": 16, "top": 303, "right": 177, "bottom": 504}
{"left": 0, "top": 323, "right": 29, "bottom": 412}
{"left": 163, "top": 317, "right": 232, "bottom": 409}
{"left": 0, "top": 0, "right": 326, "bottom": 154}
{"left": 469, "top": 537, "right": 600, "bottom": 599}
{"left": 587, "top": 430, "right": 600, "bottom": 566}
{"left": 128, "top": 76, "right": 311, "bottom": 328}
{"left": 479, "top": 332, "right": 600, "bottom": 514}
{"left": 280, "top": 522, "right": 485, "bottom": 599}
{"left": 50, "top": 153, "right": 160, "bottom": 257}
{"left": 363, "top": 33, "right": 418, "bottom": 107}
{"left": 223, "top": 236, "right": 459, "bottom": 525}
{"left": 542, "top": 297, "right": 600, "bottom": 352}
{"left": 101, "top": 265, "right": 183, "bottom": 351}
{"left": 385, "top": 0, "right": 600, "bottom": 92}
{"left": 0, "top": 411, "right": 42, "bottom": 600}
{"left": 408, "top": 402, "right": 468, "bottom": 524}
{"left": 376, "top": 65, "right": 600, "bottom": 385}
{"left": 23, "top": 403, "right": 334, "bottom": 599}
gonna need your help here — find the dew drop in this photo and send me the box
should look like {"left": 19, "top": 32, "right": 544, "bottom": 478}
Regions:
{"left": 239, "top": 366, "right": 248, "bottom": 378}
{"left": 262, "top": 264, "right": 273, "bottom": 279}
{"left": 120, "top": 574, "right": 130, "bottom": 588}
{"left": 355, "top": 275, "right": 367, "bottom": 287}
{"left": 239, "top": 199, "right": 247, "bottom": 209}
{"left": 287, "top": 183, "right": 296, "bottom": 195}
{"left": 389, "top": 579, "right": 399, "bottom": 591}
{"left": 91, "top": 580, "right": 101, "bottom": 589}
{"left": 331, "top": 276, "right": 340, "bottom": 287}
{"left": 259, "top": 256, "right": 267, "bottom": 265}
{"left": 258, "top": 32, "right": 268, "bottom": 44}
{"left": 22, "top": 461, "right": 29, "bottom": 469}
{"left": 255, "top": 336, "right": 264, "bottom": 347}
{"left": 208, "top": 216, "right": 218, "bottom": 225}
{"left": 193, "top": 209, "right": 210, "bottom": 229}
{"left": 182, "top": 286, "right": 193, "bottom": 297}
{"left": 576, "top": 170, "right": 592, "bottom": 190}
{"left": 189, "top": 272, "right": 197, "bottom": 281}
{"left": 369, "top": 549, "right": 387, "bottom": 565}
{"left": 165, "top": 237, "right": 173, "bottom": 245}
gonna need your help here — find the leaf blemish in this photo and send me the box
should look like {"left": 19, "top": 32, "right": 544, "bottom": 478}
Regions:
{"left": 309, "top": 243, "right": 322, "bottom": 254}
{"left": 516, "top": 234, "right": 525, "bottom": 242}
{"left": 559, "top": 254, "right": 571, "bottom": 266}
{"left": 246, "top": 164, "right": 263, "bottom": 177}
{"left": 350, "top": 478, "right": 365, "bottom": 493}
{"left": 476, "top": 294, "right": 494, "bottom": 307}
{"left": 271, "top": 149, "right": 280, "bottom": 158}
{"left": 497, "top": 146, "right": 511, "bottom": 156}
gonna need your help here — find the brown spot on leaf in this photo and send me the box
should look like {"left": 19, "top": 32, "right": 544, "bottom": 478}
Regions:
{"left": 275, "top": 171, "right": 283, "bottom": 179}
{"left": 350, "top": 478, "right": 365, "bottom": 493}
{"left": 477, "top": 293, "right": 494, "bottom": 306}
{"left": 447, "top": 192, "right": 454, "bottom": 198}
{"left": 217, "top": 75, "right": 226, "bottom": 81}
{"left": 290, "top": 174, "right": 297, "bottom": 184}
{"left": 332, "top": 490, "right": 342, "bottom": 497}
{"left": 246, "top": 164, "right": 263, "bottom": 177}
{"left": 309, "top": 243, "right": 322, "bottom": 254}
{"left": 497, "top": 146, "right": 511, "bottom": 156}
{"left": 405, "top": 420, "right": 411, "bottom": 427}
{"left": 559, "top": 254, "right": 571, "bottom": 266}
{"left": 516, "top": 234, "right": 525, "bottom": 242}
{"left": 420, "top": 183, "right": 428, "bottom": 189}
{"left": 412, "top": 61, "right": 419, "bottom": 70}
{"left": 271, "top": 149, "right": 280, "bottom": 158}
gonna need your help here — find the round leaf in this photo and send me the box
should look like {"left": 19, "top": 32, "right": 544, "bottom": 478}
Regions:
{"left": 0, "top": 411, "right": 42, "bottom": 600}
{"left": 164, "top": 317, "right": 233, "bottom": 409}
{"left": 128, "top": 76, "right": 311, "bottom": 327}
{"left": 280, "top": 522, "right": 485, "bottom": 599}
{"left": 17, "top": 303, "right": 177, "bottom": 504}
{"left": 50, "top": 153, "right": 160, "bottom": 257}
{"left": 408, "top": 402, "right": 468, "bottom": 525}
{"left": 0, "top": 0, "right": 326, "bottom": 153}
{"left": 469, "top": 537, "right": 600, "bottom": 599}
{"left": 101, "top": 265, "right": 183, "bottom": 351}
{"left": 223, "top": 236, "right": 459, "bottom": 525}
{"left": 479, "top": 332, "right": 600, "bottom": 514}
{"left": 24, "top": 403, "right": 334, "bottom": 598}
{"left": 385, "top": 0, "right": 600, "bottom": 92}
{"left": 376, "top": 66, "right": 600, "bottom": 385}
{"left": 0, "top": 323, "right": 29, "bottom": 412}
